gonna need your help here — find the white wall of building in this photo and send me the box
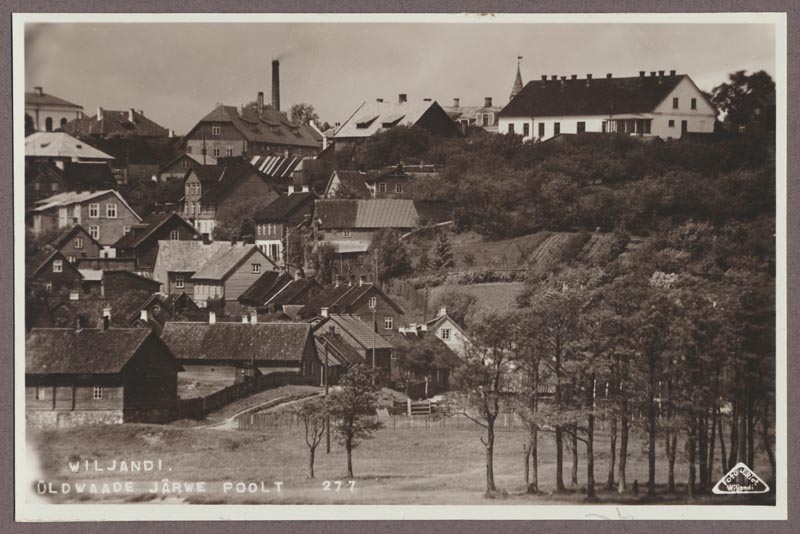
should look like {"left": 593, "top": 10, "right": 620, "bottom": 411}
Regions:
{"left": 25, "top": 105, "right": 83, "bottom": 132}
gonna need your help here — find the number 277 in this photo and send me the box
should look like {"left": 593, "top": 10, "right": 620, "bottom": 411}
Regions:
{"left": 322, "top": 480, "right": 355, "bottom": 492}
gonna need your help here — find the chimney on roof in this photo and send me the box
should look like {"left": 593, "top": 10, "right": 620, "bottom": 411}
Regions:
{"left": 586, "top": 74, "right": 592, "bottom": 86}
{"left": 75, "top": 316, "right": 83, "bottom": 332}
{"left": 453, "top": 97, "right": 460, "bottom": 107}
{"left": 208, "top": 311, "right": 216, "bottom": 324}
{"left": 359, "top": 274, "right": 366, "bottom": 287}
{"left": 423, "top": 98, "right": 432, "bottom": 102}
{"left": 140, "top": 309, "right": 148, "bottom": 322}
{"left": 376, "top": 98, "right": 383, "bottom": 103}
{"left": 271, "top": 60, "right": 281, "bottom": 111}
{"left": 670, "top": 69, "right": 676, "bottom": 76}
{"left": 639, "top": 70, "right": 646, "bottom": 78}
{"left": 97, "top": 107, "right": 104, "bottom": 121}
{"left": 398, "top": 93, "right": 407, "bottom": 103}
{"left": 288, "top": 184, "right": 295, "bottom": 195}
{"left": 34, "top": 86, "right": 43, "bottom": 97}
{"left": 571, "top": 74, "right": 577, "bottom": 80}
{"left": 334, "top": 275, "right": 342, "bottom": 288}
{"left": 301, "top": 184, "right": 309, "bottom": 193}
{"left": 551, "top": 75, "right": 557, "bottom": 80}
{"left": 129, "top": 109, "right": 136, "bottom": 122}
{"left": 650, "top": 71, "right": 657, "bottom": 77}
{"left": 560, "top": 76, "right": 566, "bottom": 87}
{"left": 321, "top": 307, "right": 329, "bottom": 318}
{"left": 250, "top": 311, "right": 258, "bottom": 324}
{"left": 541, "top": 75, "right": 547, "bottom": 82}
{"left": 484, "top": 97, "right": 493, "bottom": 107}
{"left": 168, "top": 129, "right": 175, "bottom": 138}
{"left": 241, "top": 315, "right": 249, "bottom": 323}
{"left": 659, "top": 70, "right": 665, "bottom": 77}
{"left": 438, "top": 306, "right": 447, "bottom": 318}
{"left": 257, "top": 91, "right": 264, "bottom": 115}
{"left": 606, "top": 73, "right": 612, "bottom": 79}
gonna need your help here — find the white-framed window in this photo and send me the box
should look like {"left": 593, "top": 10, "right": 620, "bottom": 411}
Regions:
{"left": 395, "top": 184, "right": 403, "bottom": 193}
{"left": 89, "top": 226, "right": 100, "bottom": 240}
{"left": 226, "top": 146, "right": 234, "bottom": 157}
{"left": 52, "top": 259, "right": 63, "bottom": 273}
{"left": 35, "top": 387, "right": 47, "bottom": 401}
{"left": 251, "top": 263, "right": 261, "bottom": 274}
{"left": 441, "top": 328, "right": 451, "bottom": 340}
{"left": 93, "top": 386, "right": 103, "bottom": 400}
{"left": 58, "top": 207, "right": 68, "bottom": 227}
{"left": 378, "top": 183, "right": 387, "bottom": 193}
{"left": 106, "top": 203, "right": 117, "bottom": 218}
{"left": 74, "top": 237, "right": 84, "bottom": 249}
{"left": 212, "top": 124, "right": 221, "bottom": 135}
{"left": 384, "top": 315, "right": 394, "bottom": 330}
{"left": 170, "top": 230, "right": 180, "bottom": 240}
{"left": 89, "top": 203, "right": 99, "bottom": 218}
{"left": 175, "top": 274, "right": 185, "bottom": 289}
{"left": 212, "top": 147, "right": 221, "bottom": 157}
{"left": 343, "top": 229, "right": 351, "bottom": 238}
{"left": 672, "top": 97, "right": 679, "bottom": 109}
{"left": 123, "top": 226, "right": 132, "bottom": 235}
{"left": 67, "top": 255, "right": 76, "bottom": 264}
{"left": 691, "top": 98, "right": 697, "bottom": 110}
{"left": 45, "top": 282, "right": 53, "bottom": 292}
{"left": 368, "top": 297, "right": 377, "bottom": 309}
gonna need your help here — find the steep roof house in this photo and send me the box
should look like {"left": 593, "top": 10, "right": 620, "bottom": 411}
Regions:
{"left": 385, "top": 325, "right": 464, "bottom": 397}
{"left": 332, "top": 95, "right": 461, "bottom": 148}
{"left": 153, "top": 239, "right": 229, "bottom": 296}
{"left": 160, "top": 320, "right": 320, "bottom": 385}
{"left": 249, "top": 191, "right": 315, "bottom": 264}
{"left": 25, "top": 132, "right": 115, "bottom": 168}
{"left": 85, "top": 136, "right": 183, "bottom": 186}
{"left": 324, "top": 165, "right": 416, "bottom": 199}
{"left": 313, "top": 322, "right": 366, "bottom": 385}
{"left": 129, "top": 292, "right": 202, "bottom": 334}
{"left": 61, "top": 107, "right": 170, "bottom": 139}
{"left": 498, "top": 70, "right": 717, "bottom": 141}
{"left": 61, "top": 161, "right": 117, "bottom": 191}
{"left": 158, "top": 152, "right": 218, "bottom": 181}
{"left": 249, "top": 155, "right": 314, "bottom": 192}
{"left": 313, "top": 314, "right": 394, "bottom": 376}
{"left": 47, "top": 224, "right": 104, "bottom": 263}
{"left": 25, "top": 86, "right": 84, "bottom": 133}
{"left": 29, "top": 189, "right": 142, "bottom": 246}
{"left": 443, "top": 97, "right": 504, "bottom": 133}
{"left": 25, "top": 325, "right": 182, "bottom": 428}
{"left": 113, "top": 212, "right": 199, "bottom": 271}
{"left": 26, "top": 249, "right": 84, "bottom": 294}
{"left": 238, "top": 271, "right": 322, "bottom": 318}
{"left": 425, "top": 306, "right": 472, "bottom": 359}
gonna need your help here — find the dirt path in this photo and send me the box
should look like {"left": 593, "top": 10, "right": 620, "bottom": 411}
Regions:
{"left": 196, "top": 392, "right": 322, "bottom": 431}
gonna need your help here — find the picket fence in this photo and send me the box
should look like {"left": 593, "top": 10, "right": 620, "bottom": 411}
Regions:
{"left": 177, "top": 372, "right": 316, "bottom": 420}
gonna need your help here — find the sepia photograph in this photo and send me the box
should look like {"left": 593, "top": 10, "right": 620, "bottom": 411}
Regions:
{"left": 11, "top": 11, "right": 787, "bottom": 521}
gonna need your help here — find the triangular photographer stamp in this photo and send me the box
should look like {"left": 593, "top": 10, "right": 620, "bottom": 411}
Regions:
{"left": 712, "top": 463, "right": 770, "bottom": 494}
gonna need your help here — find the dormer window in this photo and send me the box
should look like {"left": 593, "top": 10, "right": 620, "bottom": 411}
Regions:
{"left": 212, "top": 124, "right": 221, "bottom": 136}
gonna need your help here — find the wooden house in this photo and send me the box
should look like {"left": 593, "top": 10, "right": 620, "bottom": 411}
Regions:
{"left": 249, "top": 191, "right": 314, "bottom": 263}
{"left": 158, "top": 152, "right": 218, "bottom": 182}
{"left": 25, "top": 325, "right": 182, "bottom": 428}
{"left": 425, "top": 306, "right": 472, "bottom": 359}
{"left": 26, "top": 250, "right": 83, "bottom": 294}
{"left": 312, "top": 314, "right": 393, "bottom": 376}
{"left": 113, "top": 212, "right": 199, "bottom": 271}
{"left": 238, "top": 272, "right": 322, "bottom": 318}
{"left": 48, "top": 224, "right": 103, "bottom": 264}
{"left": 385, "top": 325, "right": 463, "bottom": 397}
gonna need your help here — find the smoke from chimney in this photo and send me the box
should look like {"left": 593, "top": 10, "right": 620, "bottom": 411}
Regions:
{"left": 271, "top": 60, "right": 280, "bottom": 111}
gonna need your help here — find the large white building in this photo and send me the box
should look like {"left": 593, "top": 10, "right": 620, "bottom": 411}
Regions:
{"left": 497, "top": 70, "right": 717, "bottom": 142}
{"left": 25, "top": 87, "right": 84, "bottom": 132}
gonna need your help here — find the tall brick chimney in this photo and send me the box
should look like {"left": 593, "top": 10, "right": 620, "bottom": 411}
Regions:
{"left": 257, "top": 91, "right": 264, "bottom": 115}
{"left": 271, "top": 60, "right": 280, "bottom": 111}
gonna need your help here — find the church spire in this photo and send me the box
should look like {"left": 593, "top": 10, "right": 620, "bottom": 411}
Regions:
{"left": 510, "top": 56, "right": 524, "bottom": 101}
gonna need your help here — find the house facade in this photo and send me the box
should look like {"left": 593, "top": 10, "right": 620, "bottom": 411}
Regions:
{"left": 48, "top": 225, "right": 104, "bottom": 264}
{"left": 498, "top": 71, "right": 717, "bottom": 142}
{"left": 425, "top": 306, "right": 471, "bottom": 359}
{"left": 314, "top": 314, "right": 393, "bottom": 374}
{"left": 443, "top": 97, "right": 503, "bottom": 133}
{"left": 30, "top": 190, "right": 142, "bottom": 246}
{"left": 25, "top": 87, "right": 84, "bottom": 132}
{"left": 26, "top": 250, "right": 84, "bottom": 294}
{"left": 251, "top": 191, "right": 314, "bottom": 264}
{"left": 61, "top": 107, "right": 170, "bottom": 140}
{"left": 25, "top": 326, "right": 181, "bottom": 428}
{"left": 25, "top": 162, "right": 66, "bottom": 206}
{"left": 113, "top": 212, "right": 199, "bottom": 271}
{"left": 239, "top": 272, "right": 322, "bottom": 318}
{"left": 152, "top": 240, "right": 229, "bottom": 296}
{"left": 158, "top": 153, "right": 218, "bottom": 181}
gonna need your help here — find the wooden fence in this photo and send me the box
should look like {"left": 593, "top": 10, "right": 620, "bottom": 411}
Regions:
{"left": 176, "top": 372, "right": 316, "bottom": 420}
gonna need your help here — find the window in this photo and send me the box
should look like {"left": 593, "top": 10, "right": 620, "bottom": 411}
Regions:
{"left": 226, "top": 146, "right": 234, "bottom": 157}
{"left": 67, "top": 255, "right": 76, "bottom": 264}
{"left": 251, "top": 263, "right": 261, "bottom": 274}
{"left": 269, "top": 244, "right": 279, "bottom": 259}
{"left": 45, "top": 282, "right": 53, "bottom": 292}
{"left": 668, "top": 120, "right": 675, "bottom": 128}
{"left": 35, "top": 387, "right": 47, "bottom": 401}
{"left": 522, "top": 123, "right": 530, "bottom": 137}
{"left": 395, "top": 184, "right": 403, "bottom": 194}
{"left": 45, "top": 117, "right": 53, "bottom": 131}
{"left": 170, "top": 230, "right": 180, "bottom": 240}
{"left": 384, "top": 316, "right": 394, "bottom": 330}
{"left": 691, "top": 98, "right": 697, "bottom": 110}
{"left": 175, "top": 274, "right": 185, "bottom": 289}
{"left": 343, "top": 229, "right": 351, "bottom": 238}
{"left": 508, "top": 123, "right": 515, "bottom": 134}
{"left": 212, "top": 124, "right": 221, "bottom": 135}
{"left": 368, "top": 297, "right": 377, "bottom": 309}
{"left": 74, "top": 237, "right": 84, "bottom": 249}
{"left": 60, "top": 118, "right": 68, "bottom": 127}
{"left": 538, "top": 122, "right": 545, "bottom": 138}
{"left": 212, "top": 147, "right": 220, "bottom": 157}
{"left": 89, "top": 203, "right": 99, "bottom": 218}
{"left": 441, "top": 328, "right": 451, "bottom": 340}
{"left": 52, "top": 259, "right": 63, "bottom": 273}
{"left": 123, "top": 226, "right": 132, "bottom": 235}
{"left": 93, "top": 386, "right": 103, "bottom": 400}
{"left": 51, "top": 182, "right": 59, "bottom": 191}
{"left": 672, "top": 97, "right": 679, "bottom": 109}
{"left": 577, "top": 121, "right": 586, "bottom": 134}
{"left": 182, "top": 159, "right": 191, "bottom": 169}
{"left": 89, "top": 226, "right": 99, "bottom": 240}
{"left": 553, "top": 122, "right": 561, "bottom": 136}
{"left": 378, "top": 183, "right": 387, "bottom": 193}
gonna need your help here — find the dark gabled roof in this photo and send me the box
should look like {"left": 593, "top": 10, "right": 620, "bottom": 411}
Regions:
{"left": 160, "top": 322, "right": 313, "bottom": 362}
{"left": 187, "top": 161, "right": 278, "bottom": 204}
{"left": 298, "top": 285, "right": 353, "bottom": 318}
{"left": 385, "top": 329, "right": 463, "bottom": 369}
{"left": 238, "top": 271, "right": 293, "bottom": 307}
{"left": 49, "top": 224, "right": 102, "bottom": 252}
{"left": 327, "top": 170, "right": 372, "bottom": 198}
{"left": 191, "top": 105, "right": 321, "bottom": 149}
{"left": 315, "top": 199, "right": 359, "bottom": 228}
{"left": 499, "top": 74, "right": 688, "bottom": 118}
{"left": 47, "top": 288, "right": 160, "bottom": 329}
{"left": 191, "top": 244, "right": 275, "bottom": 281}
{"left": 315, "top": 199, "right": 419, "bottom": 229}
{"left": 253, "top": 192, "right": 314, "bottom": 223}
{"left": 62, "top": 162, "right": 116, "bottom": 191}
{"left": 298, "top": 283, "right": 404, "bottom": 318}
{"left": 61, "top": 109, "right": 169, "bottom": 139}
{"left": 323, "top": 314, "right": 393, "bottom": 351}
{"left": 268, "top": 278, "right": 321, "bottom": 307}
{"left": 113, "top": 212, "right": 197, "bottom": 250}
{"left": 315, "top": 332, "right": 365, "bottom": 366}
{"left": 25, "top": 90, "right": 83, "bottom": 109}
{"left": 26, "top": 250, "right": 75, "bottom": 280}
{"left": 26, "top": 328, "right": 152, "bottom": 374}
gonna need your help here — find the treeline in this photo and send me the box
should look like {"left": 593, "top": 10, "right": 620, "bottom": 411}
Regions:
{"left": 447, "top": 219, "right": 775, "bottom": 500}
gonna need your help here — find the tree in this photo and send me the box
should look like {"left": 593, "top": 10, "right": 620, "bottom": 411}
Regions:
{"left": 296, "top": 397, "right": 328, "bottom": 478}
{"left": 372, "top": 229, "right": 413, "bottom": 282}
{"left": 711, "top": 70, "right": 775, "bottom": 133}
{"left": 431, "top": 232, "right": 455, "bottom": 271}
{"left": 211, "top": 197, "right": 273, "bottom": 241}
{"left": 289, "top": 103, "right": 320, "bottom": 126}
{"left": 431, "top": 289, "right": 477, "bottom": 328}
{"left": 311, "top": 242, "right": 336, "bottom": 285}
{"left": 327, "top": 364, "right": 383, "bottom": 478}
{"left": 394, "top": 337, "right": 440, "bottom": 397}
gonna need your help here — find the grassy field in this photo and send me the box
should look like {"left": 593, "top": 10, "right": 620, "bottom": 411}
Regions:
{"left": 27, "top": 421, "right": 774, "bottom": 505}
{"left": 428, "top": 282, "right": 528, "bottom": 313}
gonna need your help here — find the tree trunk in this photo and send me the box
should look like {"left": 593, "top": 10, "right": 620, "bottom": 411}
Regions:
{"left": 647, "top": 361, "right": 657, "bottom": 498}
{"left": 717, "top": 406, "right": 728, "bottom": 475}
{"left": 607, "top": 416, "right": 617, "bottom": 490}
{"left": 309, "top": 447, "right": 316, "bottom": 478}
{"left": 527, "top": 425, "right": 539, "bottom": 493}
{"left": 746, "top": 392, "right": 756, "bottom": 468}
{"left": 666, "top": 432, "right": 677, "bottom": 494}
{"left": 699, "top": 413, "right": 709, "bottom": 490}
{"left": 763, "top": 399, "right": 776, "bottom": 486}
{"left": 485, "top": 419, "right": 497, "bottom": 497}
{"left": 586, "top": 384, "right": 597, "bottom": 500}
{"left": 556, "top": 426, "right": 565, "bottom": 491}
{"left": 571, "top": 426, "right": 579, "bottom": 488}
{"left": 346, "top": 439, "right": 354, "bottom": 478}
{"left": 688, "top": 416, "right": 697, "bottom": 501}
{"left": 707, "top": 405, "right": 718, "bottom": 491}
{"left": 618, "top": 400, "right": 629, "bottom": 493}
{"left": 524, "top": 442, "right": 530, "bottom": 489}
{"left": 728, "top": 398, "right": 739, "bottom": 469}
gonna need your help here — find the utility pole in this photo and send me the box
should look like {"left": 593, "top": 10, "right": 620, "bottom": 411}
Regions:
{"left": 324, "top": 325, "right": 331, "bottom": 454}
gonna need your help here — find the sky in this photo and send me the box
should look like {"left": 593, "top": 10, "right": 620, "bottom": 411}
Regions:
{"left": 25, "top": 21, "right": 776, "bottom": 135}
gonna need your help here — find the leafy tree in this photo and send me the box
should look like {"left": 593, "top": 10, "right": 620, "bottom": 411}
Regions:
{"left": 711, "top": 70, "right": 775, "bottom": 133}
{"left": 431, "top": 289, "right": 477, "bottom": 328}
{"left": 311, "top": 242, "right": 337, "bottom": 285}
{"left": 296, "top": 397, "right": 328, "bottom": 478}
{"left": 394, "top": 337, "right": 440, "bottom": 397}
{"left": 415, "top": 245, "right": 431, "bottom": 273}
{"left": 289, "top": 103, "right": 320, "bottom": 126}
{"left": 353, "top": 126, "right": 432, "bottom": 169}
{"left": 431, "top": 232, "right": 455, "bottom": 271}
{"left": 372, "top": 229, "right": 413, "bottom": 282}
{"left": 327, "top": 364, "right": 383, "bottom": 478}
{"left": 211, "top": 197, "right": 273, "bottom": 241}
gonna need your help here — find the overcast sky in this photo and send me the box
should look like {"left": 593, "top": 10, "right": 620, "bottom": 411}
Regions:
{"left": 25, "top": 22, "right": 776, "bottom": 134}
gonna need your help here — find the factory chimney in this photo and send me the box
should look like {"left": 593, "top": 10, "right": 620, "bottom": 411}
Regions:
{"left": 271, "top": 60, "right": 280, "bottom": 111}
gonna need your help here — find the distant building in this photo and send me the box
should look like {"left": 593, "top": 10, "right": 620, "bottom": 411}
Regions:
{"left": 238, "top": 272, "right": 322, "bottom": 318}
{"left": 153, "top": 240, "right": 230, "bottom": 296}
{"left": 313, "top": 314, "right": 393, "bottom": 375}
{"left": 25, "top": 132, "right": 115, "bottom": 169}
{"left": 332, "top": 95, "right": 462, "bottom": 148}
{"left": 158, "top": 152, "right": 218, "bottom": 182}
{"left": 248, "top": 155, "right": 314, "bottom": 193}
{"left": 25, "top": 87, "right": 84, "bottom": 132}
{"left": 25, "top": 162, "right": 66, "bottom": 206}
{"left": 425, "top": 306, "right": 472, "bottom": 359}
{"left": 130, "top": 292, "right": 202, "bottom": 335}
{"left": 385, "top": 325, "right": 463, "bottom": 396}
{"left": 47, "top": 224, "right": 104, "bottom": 264}
{"left": 324, "top": 165, "right": 416, "bottom": 199}
{"left": 25, "top": 326, "right": 181, "bottom": 428}
{"left": 26, "top": 249, "right": 83, "bottom": 295}
{"left": 442, "top": 97, "right": 503, "bottom": 133}
{"left": 498, "top": 70, "right": 717, "bottom": 141}
{"left": 250, "top": 191, "right": 314, "bottom": 264}
{"left": 61, "top": 107, "right": 170, "bottom": 140}
{"left": 113, "top": 212, "right": 199, "bottom": 271}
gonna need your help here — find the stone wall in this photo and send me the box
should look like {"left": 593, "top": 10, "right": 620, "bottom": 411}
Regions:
{"left": 27, "top": 409, "right": 124, "bottom": 429}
